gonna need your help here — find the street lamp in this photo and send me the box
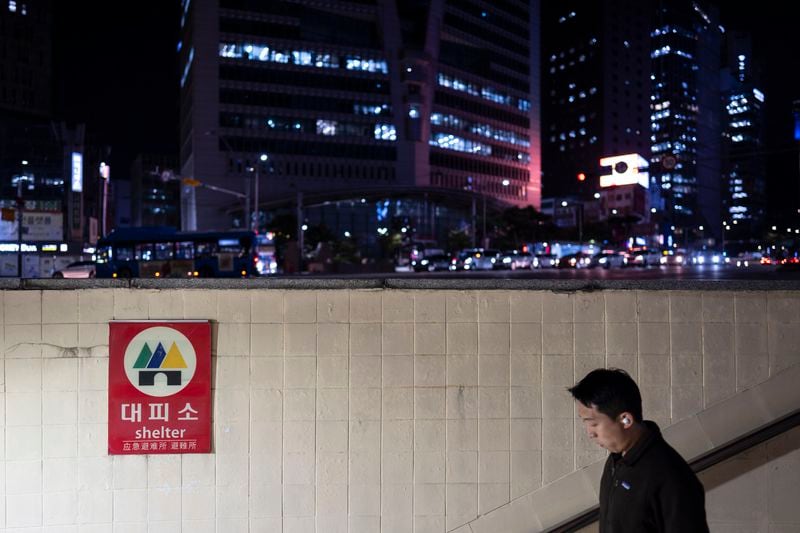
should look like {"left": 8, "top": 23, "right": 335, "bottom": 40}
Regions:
{"left": 469, "top": 190, "right": 487, "bottom": 248}
{"left": 251, "top": 153, "right": 269, "bottom": 232}
{"left": 722, "top": 221, "right": 729, "bottom": 255}
{"left": 562, "top": 200, "right": 584, "bottom": 246}
{"left": 204, "top": 130, "right": 252, "bottom": 228}
{"left": 15, "top": 168, "right": 32, "bottom": 277}
{"left": 99, "top": 162, "right": 110, "bottom": 237}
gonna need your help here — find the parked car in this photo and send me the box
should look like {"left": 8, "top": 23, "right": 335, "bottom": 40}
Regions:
{"left": 498, "top": 250, "right": 534, "bottom": 270}
{"left": 534, "top": 253, "right": 558, "bottom": 268}
{"left": 413, "top": 254, "right": 456, "bottom": 272}
{"left": 629, "top": 249, "right": 663, "bottom": 267}
{"left": 690, "top": 250, "right": 723, "bottom": 265}
{"left": 558, "top": 252, "right": 593, "bottom": 269}
{"left": 591, "top": 251, "right": 628, "bottom": 269}
{"left": 659, "top": 252, "right": 686, "bottom": 266}
{"left": 460, "top": 249, "right": 500, "bottom": 270}
{"left": 52, "top": 260, "right": 96, "bottom": 278}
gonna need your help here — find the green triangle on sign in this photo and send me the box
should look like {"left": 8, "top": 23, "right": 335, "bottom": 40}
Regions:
{"left": 133, "top": 342, "right": 153, "bottom": 368}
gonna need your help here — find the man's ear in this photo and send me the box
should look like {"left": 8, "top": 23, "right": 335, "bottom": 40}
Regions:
{"left": 620, "top": 412, "right": 633, "bottom": 428}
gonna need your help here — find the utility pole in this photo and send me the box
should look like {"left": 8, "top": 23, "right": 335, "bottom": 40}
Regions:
{"left": 296, "top": 190, "right": 304, "bottom": 272}
{"left": 204, "top": 130, "right": 251, "bottom": 229}
{"left": 253, "top": 153, "right": 268, "bottom": 232}
{"left": 99, "top": 162, "right": 110, "bottom": 237}
{"left": 16, "top": 178, "right": 25, "bottom": 277}
{"left": 156, "top": 169, "right": 248, "bottom": 227}
{"left": 471, "top": 194, "right": 477, "bottom": 248}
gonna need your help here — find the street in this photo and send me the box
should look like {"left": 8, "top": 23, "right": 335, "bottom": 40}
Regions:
{"left": 387, "top": 264, "right": 800, "bottom": 281}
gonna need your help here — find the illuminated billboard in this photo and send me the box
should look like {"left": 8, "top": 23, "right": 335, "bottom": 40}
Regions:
{"left": 599, "top": 153, "right": 649, "bottom": 188}
{"left": 71, "top": 152, "right": 83, "bottom": 192}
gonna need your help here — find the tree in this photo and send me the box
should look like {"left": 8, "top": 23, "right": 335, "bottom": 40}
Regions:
{"left": 304, "top": 223, "right": 336, "bottom": 252}
{"left": 492, "top": 206, "right": 550, "bottom": 249}
{"left": 265, "top": 213, "right": 297, "bottom": 269}
{"left": 447, "top": 229, "right": 472, "bottom": 252}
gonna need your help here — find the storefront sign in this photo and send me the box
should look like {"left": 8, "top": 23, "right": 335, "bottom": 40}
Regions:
{"left": 0, "top": 211, "right": 63, "bottom": 241}
{"left": 109, "top": 321, "right": 211, "bottom": 454}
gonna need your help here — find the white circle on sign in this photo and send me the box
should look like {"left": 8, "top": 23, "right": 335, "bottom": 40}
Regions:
{"left": 123, "top": 327, "right": 197, "bottom": 397}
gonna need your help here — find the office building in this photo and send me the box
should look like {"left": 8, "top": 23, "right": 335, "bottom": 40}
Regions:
{"left": 178, "top": 0, "right": 540, "bottom": 233}
{"left": 649, "top": 0, "right": 724, "bottom": 243}
{"left": 721, "top": 32, "right": 766, "bottom": 241}
{"left": 131, "top": 154, "right": 181, "bottom": 228}
{"left": 0, "top": 0, "right": 52, "bottom": 117}
{"left": 541, "top": 0, "right": 653, "bottom": 199}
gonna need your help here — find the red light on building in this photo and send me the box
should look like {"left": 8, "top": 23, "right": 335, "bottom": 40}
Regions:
{"left": 577, "top": 172, "right": 586, "bottom": 181}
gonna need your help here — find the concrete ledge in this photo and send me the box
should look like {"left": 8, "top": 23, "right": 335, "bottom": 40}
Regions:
{"left": 5, "top": 277, "right": 800, "bottom": 290}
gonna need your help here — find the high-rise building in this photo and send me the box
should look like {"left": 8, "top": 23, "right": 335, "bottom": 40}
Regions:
{"left": 130, "top": 154, "right": 181, "bottom": 228}
{"left": 721, "top": 32, "right": 766, "bottom": 242}
{"left": 541, "top": 0, "right": 653, "bottom": 199}
{"left": 649, "top": 0, "right": 724, "bottom": 243}
{"left": 179, "top": 0, "right": 540, "bottom": 231}
{"left": 0, "top": 0, "right": 52, "bottom": 117}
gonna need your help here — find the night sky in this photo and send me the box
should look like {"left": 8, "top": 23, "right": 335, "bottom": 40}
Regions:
{"left": 51, "top": 2, "right": 799, "bottom": 219}
{"left": 53, "top": 2, "right": 181, "bottom": 174}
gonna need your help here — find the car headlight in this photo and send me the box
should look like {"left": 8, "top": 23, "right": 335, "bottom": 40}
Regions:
{"left": 503, "top": 257, "right": 511, "bottom": 264}
{"left": 660, "top": 257, "right": 667, "bottom": 264}
{"left": 599, "top": 257, "right": 607, "bottom": 264}
{"left": 421, "top": 260, "right": 429, "bottom": 265}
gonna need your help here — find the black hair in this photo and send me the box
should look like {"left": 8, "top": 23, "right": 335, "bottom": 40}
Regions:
{"left": 568, "top": 368, "right": 643, "bottom": 422}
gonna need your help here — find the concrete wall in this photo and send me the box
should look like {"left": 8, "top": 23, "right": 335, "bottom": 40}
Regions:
{"left": 0, "top": 287, "right": 798, "bottom": 532}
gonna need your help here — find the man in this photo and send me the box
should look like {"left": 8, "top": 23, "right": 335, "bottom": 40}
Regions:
{"left": 569, "top": 368, "right": 709, "bottom": 532}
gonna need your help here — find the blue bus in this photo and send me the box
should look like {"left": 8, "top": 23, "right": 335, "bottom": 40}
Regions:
{"left": 95, "top": 227, "right": 259, "bottom": 278}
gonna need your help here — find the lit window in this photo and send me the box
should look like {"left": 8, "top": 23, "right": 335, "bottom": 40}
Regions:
{"left": 374, "top": 124, "right": 397, "bottom": 141}
{"left": 293, "top": 50, "right": 313, "bottom": 66}
{"left": 430, "top": 133, "right": 491, "bottom": 156}
{"left": 316, "top": 120, "right": 337, "bottom": 136}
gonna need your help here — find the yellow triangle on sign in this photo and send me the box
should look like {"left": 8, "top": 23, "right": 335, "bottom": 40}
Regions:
{"left": 163, "top": 342, "right": 188, "bottom": 368}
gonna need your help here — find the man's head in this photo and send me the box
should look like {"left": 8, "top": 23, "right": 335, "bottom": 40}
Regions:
{"left": 568, "top": 368, "right": 643, "bottom": 454}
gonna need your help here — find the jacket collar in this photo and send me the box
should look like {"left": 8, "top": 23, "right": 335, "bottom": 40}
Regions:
{"left": 615, "top": 420, "right": 661, "bottom": 466}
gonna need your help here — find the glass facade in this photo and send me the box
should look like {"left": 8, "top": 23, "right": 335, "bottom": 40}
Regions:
{"left": 180, "top": 0, "right": 539, "bottom": 232}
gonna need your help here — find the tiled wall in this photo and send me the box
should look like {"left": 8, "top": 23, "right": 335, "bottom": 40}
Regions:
{"left": 0, "top": 288, "right": 798, "bottom": 532}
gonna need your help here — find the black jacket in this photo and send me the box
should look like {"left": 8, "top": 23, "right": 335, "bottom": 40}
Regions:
{"left": 599, "top": 421, "right": 709, "bottom": 533}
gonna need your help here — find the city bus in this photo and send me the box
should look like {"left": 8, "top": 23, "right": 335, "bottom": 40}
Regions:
{"left": 95, "top": 227, "right": 259, "bottom": 278}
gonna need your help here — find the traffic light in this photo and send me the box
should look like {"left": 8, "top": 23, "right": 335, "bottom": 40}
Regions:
{"left": 577, "top": 172, "right": 586, "bottom": 182}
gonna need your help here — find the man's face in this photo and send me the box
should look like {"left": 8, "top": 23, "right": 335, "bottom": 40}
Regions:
{"left": 577, "top": 401, "right": 626, "bottom": 454}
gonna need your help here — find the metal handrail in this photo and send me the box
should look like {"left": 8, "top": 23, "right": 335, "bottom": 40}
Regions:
{"left": 546, "top": 409, "right": 800, "bottom": 533}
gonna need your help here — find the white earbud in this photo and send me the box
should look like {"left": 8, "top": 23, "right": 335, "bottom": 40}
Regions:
{"left": 622, "top": 416, "right": 631, "bottom": 426}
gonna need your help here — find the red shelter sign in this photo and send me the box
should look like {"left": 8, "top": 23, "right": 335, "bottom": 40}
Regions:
{"left": 109, "top": 321, "right": 211, "bottom": 454}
